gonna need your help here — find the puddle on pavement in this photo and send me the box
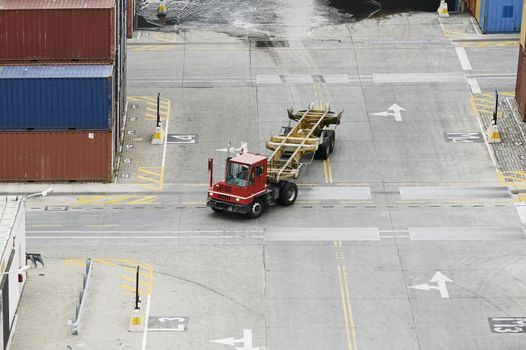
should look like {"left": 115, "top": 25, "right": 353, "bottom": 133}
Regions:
{"left": 136, "top": 0, "right": 452, "bottom": 35}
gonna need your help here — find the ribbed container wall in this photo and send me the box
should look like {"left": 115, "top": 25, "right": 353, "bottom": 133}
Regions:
{"left": 521, "top": 0, "right": 526, "bottom": 51}
{"left": 0, "top": 131, "right": 113, "bottom": 182}
{"left": 516, "top": 46, "right": 526, "bottom": 121}
{"left": 0, "top": 0, "right": 127, "bottom": 182}
{"left": 466, "top": 0, "right": 477, "bottom": 17}
{"left": 478, "top": 0, "right": 523, "bottom": 33}
{"left": 0, "top": 65, "right": 114, "bottom": 130}
{"left": 0, "top": 0, "right": 116, "bottom": 64}
{"left": 127, "top": 0, "right": 134, "bottom": 38}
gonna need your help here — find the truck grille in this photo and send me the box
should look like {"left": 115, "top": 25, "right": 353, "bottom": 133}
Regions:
{"left": 218, "top": 194, "right": 232, "bottom": 201}
{"left": 218, "top": 184, "right": 232, "bottom": 193}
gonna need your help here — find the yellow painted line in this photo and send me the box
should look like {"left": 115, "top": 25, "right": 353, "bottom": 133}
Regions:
{"left": 323, "top": 159, "right": 329, "bottom": 184}
{"left": 337, "top": 265, "right": 355, "bottom": 350}
{"left": 117, "top": 258, "right": 154, "bottom": 269}
{"left": 138, "top": 175, "right": 163, "bottom": 185}
{"left": 327, "top": 157, "right": 333, "bottom": 183}
{"left": 64, "top": 259, "right": 85, "bottom": 267}
{"left": 341, "top": 265, "right": 358, "bottom": 349}
{"left": 121, "top": 275, "right": 152, "bottom": 286}
{"left": 120, "top": 284, "right": 149, "bottom": 294}
{"left": 101, "top": 195, "right": 138, "bottom": 205}
{"left": 138, "top": 167, "right": 163, "bottom": 177}
{"left": 32, "top": 224, "right": 63, "bottom": 227}
{"left": 125, "top": 196, "right": 159, "bottom": 205}
{"left": 93, "top": 259, "right": 120, "bottom": 267}
{"left": 138, "top": 183, "right": 163, "bottom": 192}
{"left": 76, "top": 195, "right": 105, "bottom": 205}
{"left": 146, "top": 107, "right": 169, "bottom": 113}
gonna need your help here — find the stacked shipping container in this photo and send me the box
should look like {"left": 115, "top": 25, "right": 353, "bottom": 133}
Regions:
{"left": 465, "top": 0, "right": 523, "bottom": 33}
{"left": 0, "top": 0, "right": 128, "bottom": 182}
{"left": 516, "top": 0, "right": 526, "bottom": 121}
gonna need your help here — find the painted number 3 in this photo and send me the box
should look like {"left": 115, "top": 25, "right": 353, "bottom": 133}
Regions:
{"left": 494, "top": 327, "right": 522, "bottom": 333}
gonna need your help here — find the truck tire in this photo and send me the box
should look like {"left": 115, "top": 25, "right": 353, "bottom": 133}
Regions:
{"left": 326, "top": 130, "right": 336, "bottom": 153}
{"left": 315, "top": 136, "right": 330, "bottom": 160}
{"left": 279, "top": 181, "right": 298, "bottom": 206}
{"left": 247, "top": 199, "right": 264, "bottom": 219}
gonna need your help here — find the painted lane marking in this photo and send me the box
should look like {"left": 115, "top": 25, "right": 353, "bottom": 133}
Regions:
{"left": 211, "top": 329, "right": 259, "bottom": 350}
{"left": 371, "top": 103, "right": 405, "bottom": 122}
{"left": 467, "top": 78, "right": 481, "bottom": 94}
{"left": 455, "top": 47, "right": 472, "bottom": 71}
{"left": 265, "top": 227, "right": 379, "bottom": 241}
{"left": 408, "top": 227, "right": 525, "bottom": 240}
{"left": 141, "top": 294, "right": 152, "bottom": 350}
{"left": 338, "top": 265, "right": 358, "bottom": 350}
{"left": 31, "top": 224, "right": 63, "bottom": 227}
{"left": 28, "top": 236, "right": 264, "bottom": 240}
{"left": 408, "top": 271, "right": 452, "bottom": 298}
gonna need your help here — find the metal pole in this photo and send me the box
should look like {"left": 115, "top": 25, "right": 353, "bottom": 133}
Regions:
{"left": 135, "top": 265, "right": 140, "bottom": 310}
{"left": 157, "top": 93, "right": 161, "bottom": 128}
{"left": 493, "top": 90, "right": 499, "bottom": 125}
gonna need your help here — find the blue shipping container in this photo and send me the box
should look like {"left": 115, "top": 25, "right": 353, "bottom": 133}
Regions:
{"left": 480, "top": 0, "right": 523, "bottom": 33}
{"left": 0, "top": 65, "right": 113, "bottom": 130}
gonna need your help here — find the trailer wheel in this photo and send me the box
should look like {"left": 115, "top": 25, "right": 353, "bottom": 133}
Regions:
{"left": 326, "top": 130, "right": 336, "bottom": 153}
{"left": 314, "top": 130, "right": 332, "bottom": 160}
{"left": 247, "top": 199, "right": 264, "bottom": 219}
{"left": 279, "top": 182, "right": 298, "bottom": 206}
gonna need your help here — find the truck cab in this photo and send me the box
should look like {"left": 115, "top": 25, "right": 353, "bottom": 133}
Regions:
{"left": 207, "top": 153, "right": 269, "bottom": 216}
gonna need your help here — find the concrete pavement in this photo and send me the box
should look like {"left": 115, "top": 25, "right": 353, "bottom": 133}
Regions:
{"left": 9, "top": 8, "right": 526, "bottom": 350}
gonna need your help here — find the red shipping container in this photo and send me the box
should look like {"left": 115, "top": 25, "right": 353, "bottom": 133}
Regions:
{"left": 0, "top": 131, "right": 113, "bottom": 182}
{"left": 127, "top": 0, "right": 134, "bottom": 39}
{"left": 0, "top": 0, "right": 116, "bottom": 64}
{"left": 516, "top": 47, "right": 526, "bottom": 121}
{"left": 465, "top": 0, "right": 477, "bottom": 17}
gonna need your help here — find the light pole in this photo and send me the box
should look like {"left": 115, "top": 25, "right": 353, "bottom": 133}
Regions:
{"left": 25, "top": 187, "right": 54, "bottom": 200}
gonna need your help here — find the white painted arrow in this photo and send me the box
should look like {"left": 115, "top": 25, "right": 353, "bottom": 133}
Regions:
{"left": 211, "top": 329, "right": 259, "bottom": 350}
{"left": 372, "top": 103, "right": 406, "bottom": 122}
{"left": 408, "top": 271, "right": 452, "bottom": 298}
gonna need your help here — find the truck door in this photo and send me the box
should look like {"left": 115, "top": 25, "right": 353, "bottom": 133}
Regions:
{"left": 253, "top": 164, "right": 266, "bottom": 193}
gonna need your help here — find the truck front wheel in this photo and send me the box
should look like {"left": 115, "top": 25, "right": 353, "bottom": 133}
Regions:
{"left": 279, "top": 182, "right": 298, "bottom": 206}
{"left": 247, "top": 199, "right": 264, "bottom": 219}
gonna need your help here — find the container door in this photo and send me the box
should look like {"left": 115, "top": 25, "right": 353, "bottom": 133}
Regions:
{"left": 516, "top": 51, "right": 526, "bottom": 121}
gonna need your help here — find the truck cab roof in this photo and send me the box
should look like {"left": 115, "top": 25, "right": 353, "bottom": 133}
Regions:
{"left": 230, "top": 153, "right": 267, "bottom": 165}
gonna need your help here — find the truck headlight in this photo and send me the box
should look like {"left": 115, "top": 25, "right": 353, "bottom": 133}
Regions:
{"left": 236, "top": 198, "right": 240, "bottom": 202}
{"left": 209, "top": 192, "right": 213, "bottom": 196}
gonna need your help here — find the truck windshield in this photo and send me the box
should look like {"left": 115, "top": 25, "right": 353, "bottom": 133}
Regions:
{"left": 225, "top": 162, "right": 250, "bottom": 187}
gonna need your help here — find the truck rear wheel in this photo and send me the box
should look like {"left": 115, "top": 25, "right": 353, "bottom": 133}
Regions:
{"left": 247, "top": 199, "right": 264, "bottom": 219}
{"left": 279, "top": 182, "right": 298, "bottom": 206}
{"left": 315, "top": 130, "right": 332, "bottom": 160}
{"left": 326, "top": 130, "right": 336, "bottom": 153}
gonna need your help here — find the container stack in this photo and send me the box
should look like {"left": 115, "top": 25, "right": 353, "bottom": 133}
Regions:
{"left": 516, "top": 0, "right": 526, "bottom": 121}
{"left": 464, "top": 0, "right": 523, "bottom": 33}
{"left": 0, "top": 0, "right": 127, "bottom": 182}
